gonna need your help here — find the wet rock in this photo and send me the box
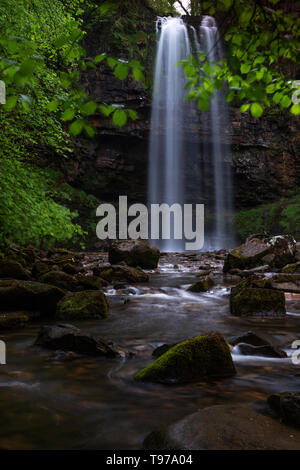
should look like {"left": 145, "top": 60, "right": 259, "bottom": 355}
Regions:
{"left": 0, "top": 312, "right": 31, "bottom": 330}
{"left": 234, "top": 342, "right": 287, "bottom": 358}
{"left": 143, "top": 404, "right": 300, "bottom": 450}
{"left": 134, "top": 332, "right": 236, "bottom": 384}
{"left": 94, "top": 264, "right": 149, "bottom": 283}
{"left": 223, "top": 235, "right": 296, "bottom": 273}
{"left": 268, "top": 392, "right": 300, "bottom": 429}
{"left": 239, "top": 265, "right": 270, "bottom": 277}
{"left": 229, "top": 331, "right": 270, "bottom": 347}
{"left": 34, "top": 324, "right": 127, "bottom": 357}
{"left": 0, "top": 259, "right": 30, "bottom": 280}
{"left": 76, "top": 274, "right": 108, "bottom": 290}
{"left": 109, "top": 240, "right": 160, "bottom": 269}
{"left": 32, "top": 261, "right": 53, "bottom": 277}
{"left": 230, "top": 278, "right": 286, "bottom": 317}
{"left": 282, "top": 261, "right": 300, "bottom": 274}
{"left": 39, "top": 270, "right": 78, "bottom": 291}
{"left": 56, "top": 290, "right": 109, "bottom": 320}
{"left": 0, "top": 280, "right": 65, "bottom": 316}
{"left": 152, "top": 344, "right": 175, "bottom": 357}
{"left": 187, "top": 276, "right": 214, "bottom": 292}
{"left": 62, "top": 263, "right": 83, "bottom": 275}
{"left": 295, "top": 242, "right": 300, "bottom": 261}
{"left": 269, "top": 273, "right": 300, "bottom": 293}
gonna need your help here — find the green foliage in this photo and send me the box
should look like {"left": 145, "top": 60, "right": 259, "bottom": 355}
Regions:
{"left": 181, "top": 0, "right": 300, "bottom": 118}
{"left": 0, "top": 156, "right": 83, "bottom": 249}
{"left": 235, "top": 192, "right": 300, "bottom": 241}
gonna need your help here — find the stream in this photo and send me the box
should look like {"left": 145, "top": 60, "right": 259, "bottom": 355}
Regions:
{"left": 0, "top": 253, "right": 299, "bottom": 450}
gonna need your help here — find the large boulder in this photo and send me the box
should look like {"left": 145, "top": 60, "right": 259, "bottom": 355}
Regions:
{"left": 39, "top": 270, "right": 78, "bottom": 291}
{"left": 187, "top": 276, "right": 214, "bottom": 293}
{"left": 269, "top": 273, "right": 300, "bottom": 293}
{"left": 0, "top": 259, "right": 30, "bottom": 280}
{"left": 109, "top": 240, "right": 160, "bottom": 269}
{"left": 94, "top": 264, "right": 149, "bottom": 283}
{"left": 56, "top": 290, "right": 109, "bottom": 320}
{"left": 268, "top": 392, "right": 300, "bottom": 429}
{"left": 143, "top": 404, "right": 300, "bottom": 450}
{"left": 230, "top": 278, "right": 286, "bottom": 317}
{"left": 34, "top": 324, "right": 127, "bottom": 357}
{"left": 134, "top": 332, "right": 236, "bottom": 384}
{"left": 223, "top": 235, "right": 296, "bottom": 273}
{"left": 0, "top": 280, "right": 65, "bottom": 316}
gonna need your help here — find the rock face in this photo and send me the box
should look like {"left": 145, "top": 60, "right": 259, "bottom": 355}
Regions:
{"left": 224, "top": 235, "right": 296, "bottom": 272}
{"left": 94, "top": 264, "right": 149, "bottom": 283}
{"left": 39, "top": 270, "right": 78, "bottom": 291}
{"left": 0, "top": 280, "right": 65, "bottom": 316}
{"left": 234, "top": 342, "right": 286, "bottom": 358}
{"left": 134, "top": 332, "right": 236, "bottom": 384}
{"left": 143, "top": 403, "right": 300, "bottom": 450}
{"left": 230, "top": 278, "right": 286, "bottom": 317}
{"left": 34, "top": 324, "right": 126, "bottom": 357}
{"left": 0, "top": 259, "right": 30, "bottom": 280}
{"left": 187, "top": 276, "right": 214, "bottom": 292}
{"left": 56, "top": 290, "right": 109, "bottom": 320}
{"left": 268, "top": 392, "right": 300, "bottom": 429}
{"left": 109, "top": 240, "right": 160, "bottom": 269}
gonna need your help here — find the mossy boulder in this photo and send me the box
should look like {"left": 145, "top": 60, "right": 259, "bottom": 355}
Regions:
{"left": 76, "top": 274, "right": 108, "bottom": 290}
{"left": 268, "top": 392, "right": 300, "bottom": 429}
{"left": 134, "top": 332, "right": 236, "bottom": 384}
{"left": 269, "top": 273, "right": 300, "bottom": 293}
{"left": 0, "top": 280, "right": 65, "bottom": 316}
{"left": 230, "top": 278, "right": 286, "bottom": 317}
{"left": 56, "top": 290, "right": 109, "bottom": 320}
{"left": 0, "top": 258, "right": 30, "bottom": 280}
{"left": 282, "top": 261, "right": 300, "bottom": 274}
{"left": 109, "top": 240, "right": 160, "bottom": 269}
{"left": 39, "top": 270, "right": 78, "bottom": 291}
{"left": 187, "top": 276, "right": 214, "bottom": 292}
{"left": 223, "top": 235, "right": 296, "bottom": 273}
{"left": 94, "top": 265, "right": 149, "bottom": 283}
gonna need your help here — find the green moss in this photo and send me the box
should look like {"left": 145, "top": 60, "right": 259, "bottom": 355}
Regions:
{"left": 235, "top": 192, "right": 300, "bottom": 241}
{"left": 56, "top": 291, "right": 109, "bottom": 320}
{"left": 134, "top": 332, "right": 236, "bottom": 384}
{"left": 282, "top": 262, "right": 300, "bottom": 274}
{"left": 230, "top": 285, "right": 286, "bottom": 317}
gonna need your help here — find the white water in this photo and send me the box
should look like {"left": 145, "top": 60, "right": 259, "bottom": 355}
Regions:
{"left": 148, "top": 16, "right": 235, "bottom": 252}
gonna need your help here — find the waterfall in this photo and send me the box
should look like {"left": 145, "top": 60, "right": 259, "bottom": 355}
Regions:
{"left": 148, "top": 16, "right": 235, "bottom": 252}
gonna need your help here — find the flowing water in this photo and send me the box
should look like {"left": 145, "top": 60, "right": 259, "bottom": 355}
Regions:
{"left": 148, "top": 16, "right": 235, "bottom": 252}
{"left": 0, "top": 255, "right": 299, "bottom": 450}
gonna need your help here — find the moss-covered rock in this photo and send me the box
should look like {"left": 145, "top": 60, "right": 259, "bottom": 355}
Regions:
{"left": 230, "top": 279, "right": 286, "bottom": 317}
{"left": 223, "top": 235, "right": 296, "bottom": 272}
{"left": 39, "top": 270, "right": 78, "bottom": 291}
{"left": 56, "top": 290, "right": 109, "bottom": 320}
{"left": 134, "top": 332, "right": 236, "bottom": 384}
{"left": 109, "top": 240, "right": 160, "bottom": 269}
{"left": 76, "top": 274, "right": 108, "bottom": 290}
{"left": 0, "top": 258, "right": 30, "bottom": 280}
{"left": 0, "top": 280, "right": 65, "bottom": 316}
{"left": 282, "top": 261, "right": 300, "bottom": 274}
{"left": 94, "top": 264, "right": 149, "bottom": 283}
{"left": 187, "top": 276, "right": 214, "bottom": 292}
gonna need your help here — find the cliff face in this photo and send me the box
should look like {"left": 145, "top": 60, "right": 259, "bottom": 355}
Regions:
{"left": 63, "top": 9, "right": 299, "bottom": 212}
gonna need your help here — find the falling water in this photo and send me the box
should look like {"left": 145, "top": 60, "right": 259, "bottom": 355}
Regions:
{"left": 148, "top": 16, "right": 235, "bottom": 252}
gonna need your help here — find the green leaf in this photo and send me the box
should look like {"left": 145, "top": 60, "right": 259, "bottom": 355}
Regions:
{"left": 69, "top": 119, "right": 84, "bottom": 136}
{"left": 127, "top": 109, "right": 138, "bottom": 121}
{"left": 197, "top": 97, "right": 210, "bottom": 111}
{"left": 84, "top": 124, "right": 96, "bottom": 137}
{"left": 250, "top": 102, "right": 264, "bottom": 118}
{"left": 281, "top": 95, "right": 292, "bottom": 108}
{"left": 290, "top": 104, "right": 300, "bottom": 115}
{"left": 61, "top": 108, "right": 75, "bottom": 122}
{"left": 114, "top": 63, "right": 129, "bottom": 80}
{"left": 3, "top": 95, "right": 18, "bottom": 111}
{"left": 81, "top": 101, "right": 97, "bottom": 116}
{"left": 94, "top": 53, "right": 106, "bottom": 64}
{"left": 132, "top": 68, "right": 144, "bottom": 81}
{"left": 240, "top": 103, "right": 250, "bottom": 113}
{"left": 107, "top": 57, "right": 117, "bottom": 68}
{"left": 240, "top": 63, "right": 251, "bottom": 74}
{"left": 112, "top": 109, "right": 127, "bottom": 127}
